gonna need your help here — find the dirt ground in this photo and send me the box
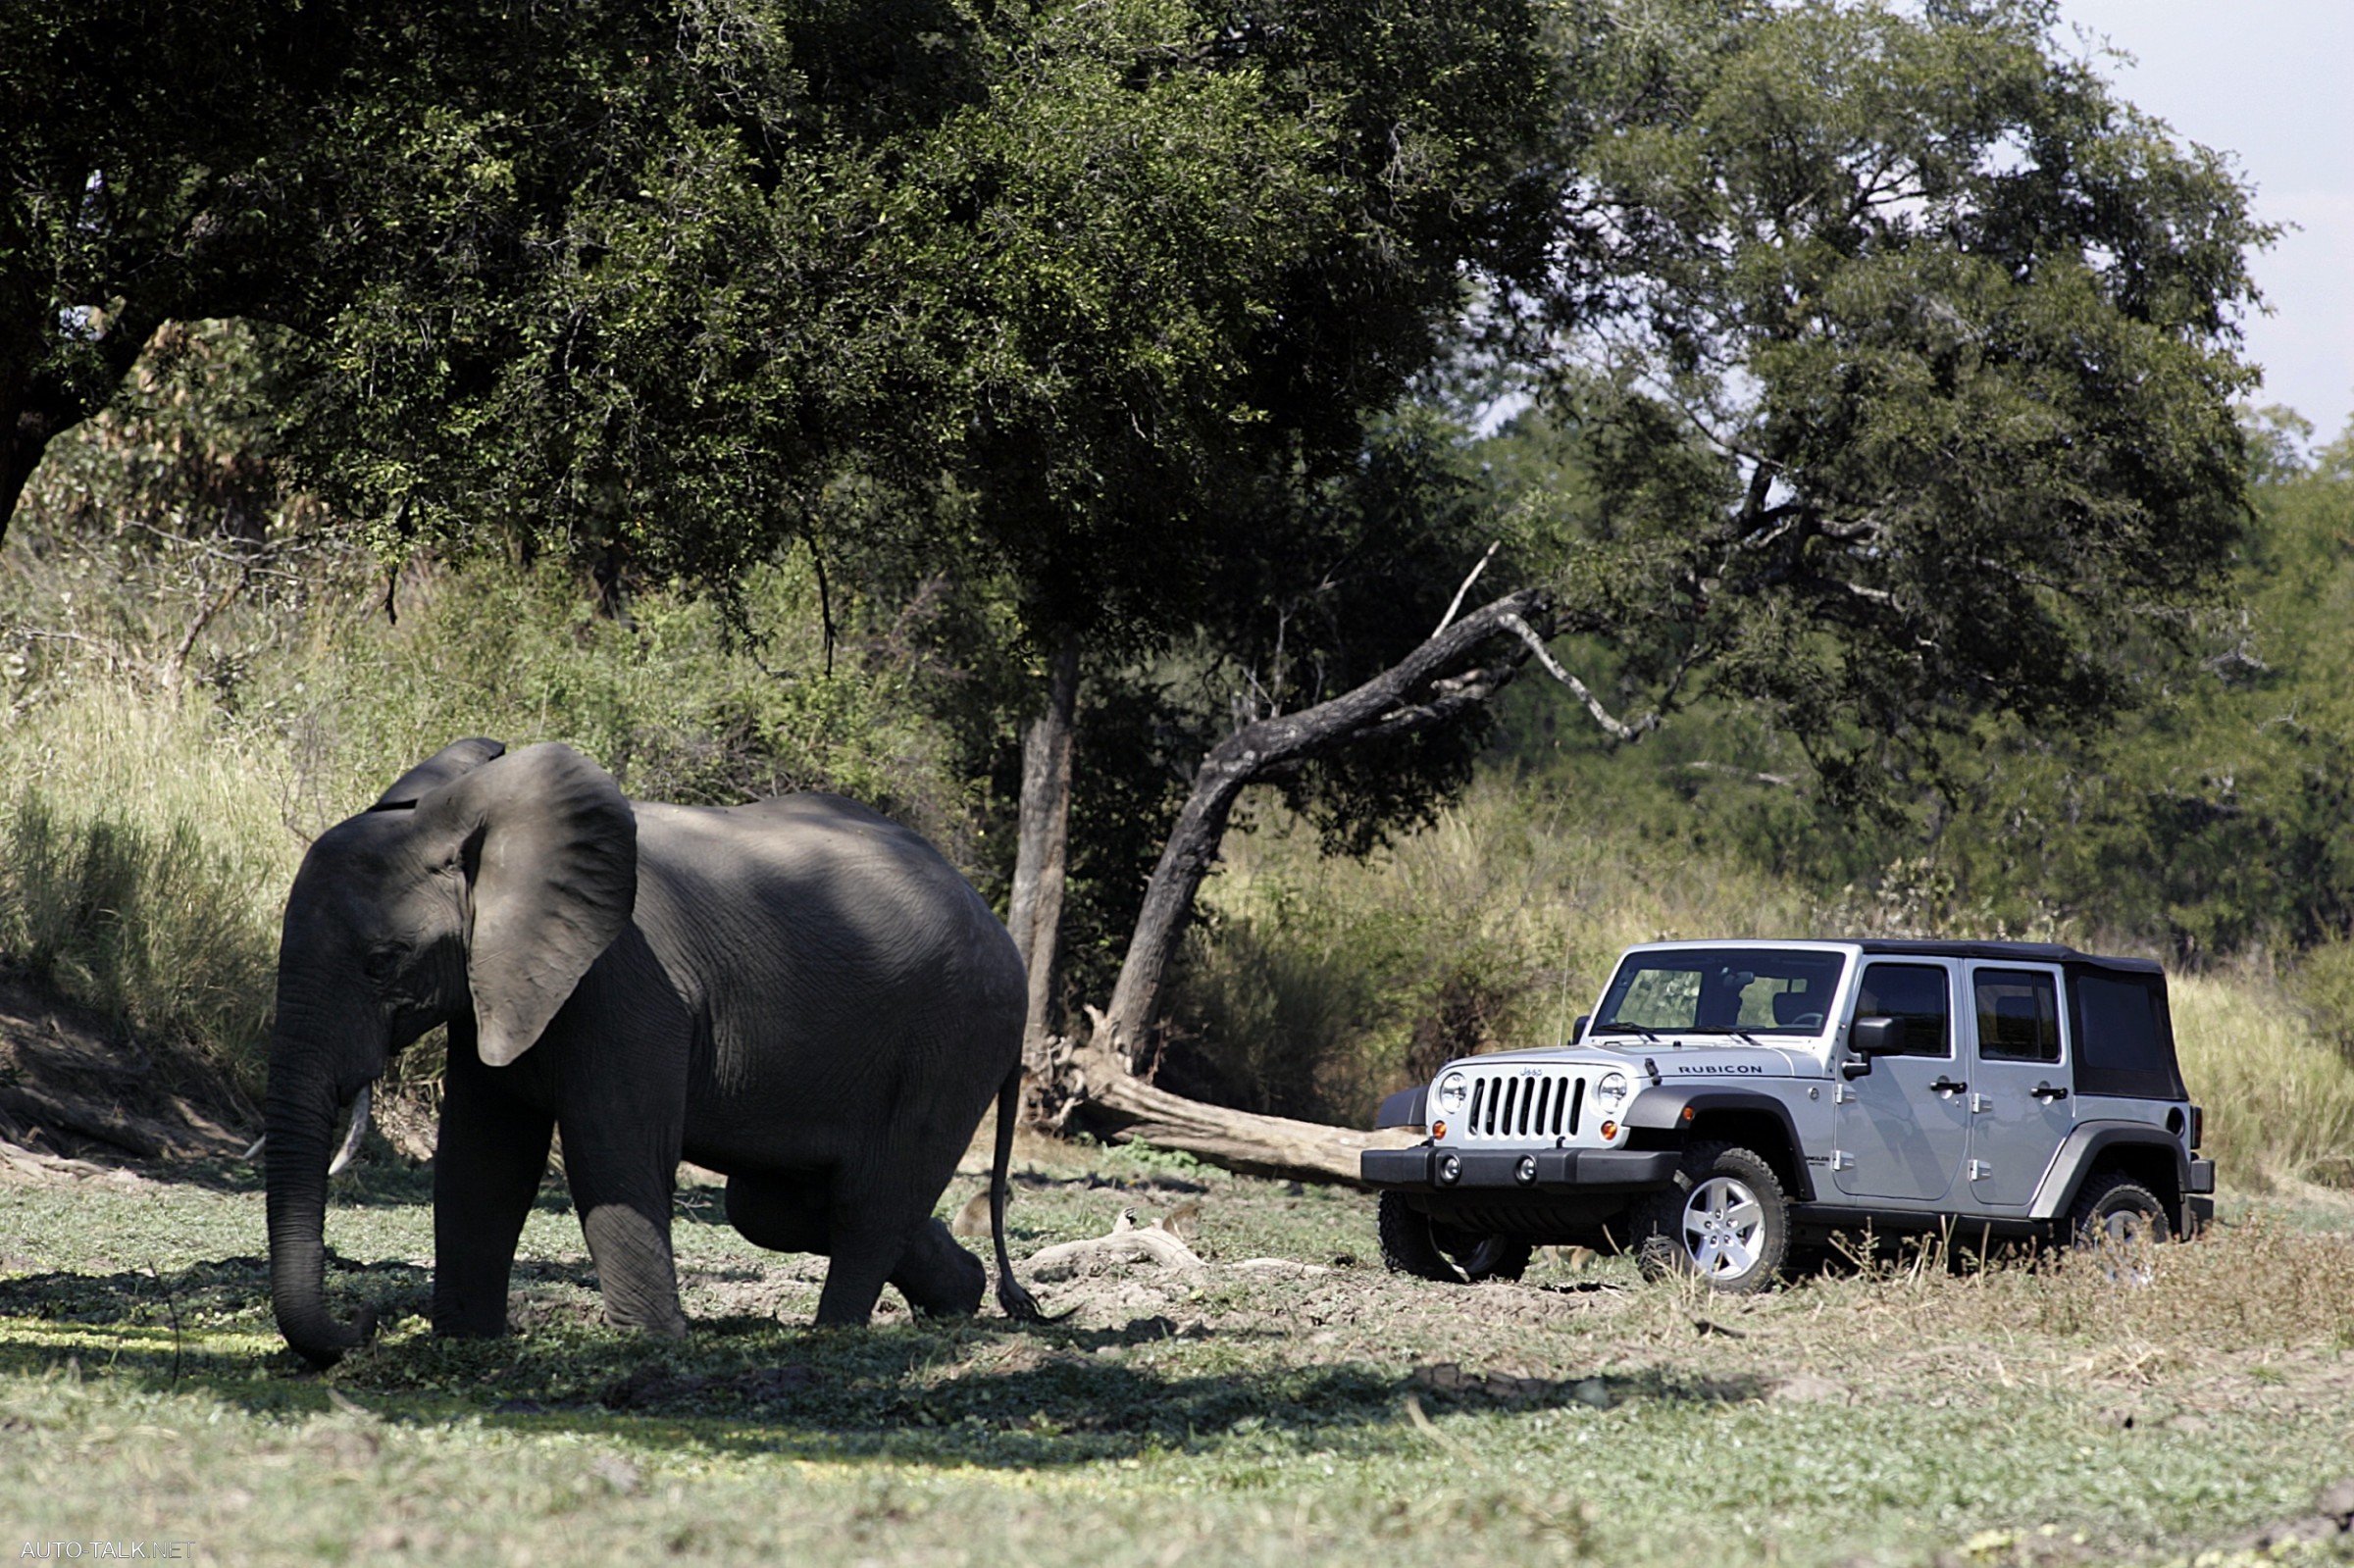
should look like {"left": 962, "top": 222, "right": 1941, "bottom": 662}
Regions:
{"left": 0, "top": 975, "right": 255, "bottom": 1185}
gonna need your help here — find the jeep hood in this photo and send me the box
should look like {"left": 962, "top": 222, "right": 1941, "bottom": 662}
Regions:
{"left": 1449, "top": 1040, "right": 1814, "bottom": 1079}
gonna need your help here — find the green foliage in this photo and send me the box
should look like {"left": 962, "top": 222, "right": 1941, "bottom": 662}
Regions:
{"left": 1491, "top": 417, "right": 2354, "bottom": 967}
{"left": 0, "top": 1, "right": 358, "bottom": 523}
{"left": 1497, "top": 0, "right": 2267, "bottom": 806}
{"left": 264, "top": 554, "right": 981, "bottom": 847}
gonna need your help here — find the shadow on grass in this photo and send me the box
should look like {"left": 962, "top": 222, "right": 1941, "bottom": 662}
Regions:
{"left": 0, "top": 1252, "right": 1764, "bottom": 1470}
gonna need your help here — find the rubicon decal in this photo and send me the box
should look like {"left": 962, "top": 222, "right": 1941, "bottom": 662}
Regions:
{"left": 1671, "top": 1064, "right": 1766, "bottom": 1075}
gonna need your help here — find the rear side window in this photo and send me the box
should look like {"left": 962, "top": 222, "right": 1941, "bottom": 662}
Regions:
{"left": 1856, "top": 963, "right": 1951, "bottom": 1057}
{"left": 2069, "top": 968, "right": 2188, "bottom": 1099}
{"left": 1975, "top": 969, "right": 2061, "bottom": 1063}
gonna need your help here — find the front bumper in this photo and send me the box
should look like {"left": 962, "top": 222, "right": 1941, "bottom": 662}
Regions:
{"left": 1360, "top": 1145, "right": 1681, "bottom": 1193}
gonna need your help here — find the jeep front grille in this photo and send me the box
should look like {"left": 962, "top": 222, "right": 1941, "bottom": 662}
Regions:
{"left": 1461, "top": 1070, "right": 1587, "bottom": 1140}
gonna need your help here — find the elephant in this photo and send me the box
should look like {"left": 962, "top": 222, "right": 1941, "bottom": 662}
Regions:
{"left": 264, "top": 737, "right": 1044, "bottom": 1367}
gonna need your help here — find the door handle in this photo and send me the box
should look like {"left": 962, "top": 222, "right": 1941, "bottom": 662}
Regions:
{"left": 1930, "top": 1076, "right": 1967, "bottom": 1094}
{"left": 2031, "top": 1081, "right": 2069, "bottom": 1102}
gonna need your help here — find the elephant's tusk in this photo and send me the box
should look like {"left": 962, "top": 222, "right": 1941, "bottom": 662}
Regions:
{"left": 243, "top": 1135, "right": 267, "bottom": 1161}
{"left": 328, "top": 1084, "right": 374, "bottom": 1177}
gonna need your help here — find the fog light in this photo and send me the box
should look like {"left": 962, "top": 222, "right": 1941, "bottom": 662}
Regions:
{"left": 1436, "top": 1153, "right": 1462, "bottom": 1186}
{"left": 1515, "top": 1154, "right": 1539, "bottom": 1186}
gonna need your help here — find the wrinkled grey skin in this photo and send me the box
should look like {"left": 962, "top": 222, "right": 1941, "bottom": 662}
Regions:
{"left": 265, "top": 738, "right": 1042, "bottom": 1367}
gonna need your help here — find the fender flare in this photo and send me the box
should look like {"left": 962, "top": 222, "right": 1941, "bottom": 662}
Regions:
{"left": 1624, "top": 1087, "right": 1816, "bottom": 1202}
{"left": 2027, "top": 1122, "right": 2192, "bottom": 1222}
{"left": 1375, "top": 1085, "right": 1427, "bottom": 1130}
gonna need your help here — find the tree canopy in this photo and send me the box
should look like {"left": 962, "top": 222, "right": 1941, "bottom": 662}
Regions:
{"left": 1491, "top": 0, "right": 2268, "bottom": 807}
{"left": 0, "top": 0, "right": 364, "bottom": 536}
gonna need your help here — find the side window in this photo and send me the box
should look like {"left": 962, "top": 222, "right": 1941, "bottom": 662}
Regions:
{"left": 1975, "top": 969, "right": 2061, "bottom": 1063}
{"left": 1856, "top": 963, "right": 1951, "bottom": 1057}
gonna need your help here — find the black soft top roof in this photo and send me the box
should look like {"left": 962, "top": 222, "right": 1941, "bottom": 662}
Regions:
{"left": 1851, "top": 938, "right": 2164, "bottom": 977}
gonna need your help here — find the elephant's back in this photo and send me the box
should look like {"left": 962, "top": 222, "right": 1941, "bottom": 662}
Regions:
{"left": 631, "top": 794, "right": 1024, "bottom": 1026}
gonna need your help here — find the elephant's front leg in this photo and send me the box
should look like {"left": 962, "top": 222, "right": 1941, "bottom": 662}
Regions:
{"left": 558, "top": 1082, "right": 690, "bottom": 1339}
{"left": 433, "top": 1029, "right": 554, "bottom": 1338}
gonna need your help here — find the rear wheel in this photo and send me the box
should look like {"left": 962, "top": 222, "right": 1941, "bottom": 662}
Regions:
{"left": 1377, "top": 1191, "right": 1533, "bottom": 1284}
{"left": 2067, "top": 1172, "right": 2170, "bottom": 1283}
{"left": 1634, "top": 1141, "right": 1789, "bottom": 1293}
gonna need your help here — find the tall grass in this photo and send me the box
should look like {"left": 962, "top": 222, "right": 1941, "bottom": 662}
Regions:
{"left": 1166, "top": 781, "right": 1813, "bottom": 1124}
{"left": 0, "top": 686, "right": 296, "bottom": 1092}
{"left": 2171, "top": 969, "right": 2354, "bottom": 1190}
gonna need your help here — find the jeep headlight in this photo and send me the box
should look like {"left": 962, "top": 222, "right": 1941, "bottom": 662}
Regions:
{"left": 1596, "top": 1071, "right": 1630, "bottom": 1108}
{"left": 1435, "top": 1070, "right": 1469, "bottom": 1117}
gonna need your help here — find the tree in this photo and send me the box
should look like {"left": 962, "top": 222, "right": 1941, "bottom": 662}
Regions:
{"left": 1488, "top": 0, "right": 2268, "bottom": 807}
{"left": 0, "top": 1, "right": 361, "bottom": 544}
{"left": 1038, "top": 0, "right": 2273, "bottom": 1176}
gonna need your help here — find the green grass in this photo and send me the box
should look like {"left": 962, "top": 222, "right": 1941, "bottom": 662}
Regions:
{"left": 6, "top": 1145, "right": 2354, "bottom": 1566}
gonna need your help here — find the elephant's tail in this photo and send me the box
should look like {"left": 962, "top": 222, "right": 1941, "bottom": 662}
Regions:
{"left": 990, "top": 1064, "right": 1053, "bottom": 1322}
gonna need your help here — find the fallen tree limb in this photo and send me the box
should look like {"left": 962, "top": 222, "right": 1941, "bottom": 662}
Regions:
{"left": 1043, "top": 1035, "right": 1422, "bottom": 1188}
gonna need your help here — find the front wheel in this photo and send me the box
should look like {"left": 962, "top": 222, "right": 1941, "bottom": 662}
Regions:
{"left": 1377, "top": 1190, "right": 1532, "bottom": 1284}
{"left": 1634, "top": 1141, "right": 1790, "bottom": 1293}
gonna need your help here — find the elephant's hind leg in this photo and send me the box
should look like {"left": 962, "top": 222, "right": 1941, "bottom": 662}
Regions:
{"left": 810, "top": 1177, "right": 945, "bottom": 1327}
{"left": 729, "top": 1174, "right": 981, "bottom": 1319}
{"left": 891, "top": 1218, "right": 985, "bottom": 1318}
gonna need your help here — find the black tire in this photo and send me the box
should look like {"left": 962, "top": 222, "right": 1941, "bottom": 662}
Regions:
{"left": 2067, "top": 1172, "right": 2170, "bottom": 1281}
{"left": 1377, "top": 1190, "right": 1533, "bottom": 1284}
{"left": 1633, "top": 1141, "right": 1790, "bottom": 1293}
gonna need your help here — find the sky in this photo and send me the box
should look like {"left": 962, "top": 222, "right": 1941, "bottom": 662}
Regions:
{"left": 2055, "top": 0, "right": 2354, "bottom": 451}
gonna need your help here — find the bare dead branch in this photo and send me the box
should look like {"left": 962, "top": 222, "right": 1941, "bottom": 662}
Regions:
{"left": 1431, "top": 539, "right": 1501, "bottom": 637}
{"left": 1496, "top": 611, "right": 1656, "bottom": 742}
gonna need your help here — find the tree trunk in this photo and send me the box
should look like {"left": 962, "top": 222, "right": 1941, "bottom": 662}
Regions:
{"left": 1006, "top": 635, "right": 1080, "bottom": 1073}
{"left": 1016, "top": 586, "right": 1584, "bottom": 1189}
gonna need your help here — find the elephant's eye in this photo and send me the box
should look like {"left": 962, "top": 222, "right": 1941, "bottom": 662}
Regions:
{"left": 362, "top": 946, "right": 402, "bottom": 983}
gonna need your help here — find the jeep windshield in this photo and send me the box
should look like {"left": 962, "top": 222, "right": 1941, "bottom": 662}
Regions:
{"left": 1593, "top": 947, "right": 1847, "bottom": 1037}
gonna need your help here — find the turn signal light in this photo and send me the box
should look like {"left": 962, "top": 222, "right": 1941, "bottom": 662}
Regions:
{"left": 1599, "top": 1120, "right": 1617, "bottom": 1140}
{"left": 1431, "top": 1121, "right": 1448, "bottom": 1140}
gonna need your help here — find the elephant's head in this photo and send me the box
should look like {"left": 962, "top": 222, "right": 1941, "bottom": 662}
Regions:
{"left": 265, "top": 739, "right": 636, "bottom": 1365}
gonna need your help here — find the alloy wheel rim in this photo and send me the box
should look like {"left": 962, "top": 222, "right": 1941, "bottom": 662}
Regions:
{"left": 1680, "top": 1175, "right": 1766, "bottom": 1278}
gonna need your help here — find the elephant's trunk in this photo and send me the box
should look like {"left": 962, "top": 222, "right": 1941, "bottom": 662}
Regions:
{"left": 264, "top": 1063, "right": 377, "bottom": 1367}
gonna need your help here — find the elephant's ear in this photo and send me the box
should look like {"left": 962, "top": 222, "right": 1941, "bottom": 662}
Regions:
{"left": 423, "top": 742, "right": 637, "bottom": 1067}
{"left": 371, "top": 738, "right": 507, "bottom": 811}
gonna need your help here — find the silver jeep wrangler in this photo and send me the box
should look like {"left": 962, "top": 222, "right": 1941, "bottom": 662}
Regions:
{"left": 1361, "top": 939, "right": 2215, "bottom": 1290}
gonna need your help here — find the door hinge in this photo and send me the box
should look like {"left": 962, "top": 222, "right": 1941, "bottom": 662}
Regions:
{"left": 1970, "top": 1092, "right": 1992, "bottom": 1114}
{"left": 1833, "top": 1084, "right": 1855, "bottom": 1104}
{"left": 1967, "top": 1159, "right": 1993, "bottom": 1181}
{"left": 1830, "top": 1150, "right": 1856, "bottom": 1171}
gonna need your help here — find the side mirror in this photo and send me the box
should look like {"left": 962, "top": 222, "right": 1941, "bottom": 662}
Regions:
{"left": 1849, "top": 1016, "right": 1902, "bottom": 1055}
{"left": 1571, "top": 1014, "right": 1592, "bottom": 1043}
{"left": 1842, "top": 1015, "right": 1901, "bottom": 1079}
